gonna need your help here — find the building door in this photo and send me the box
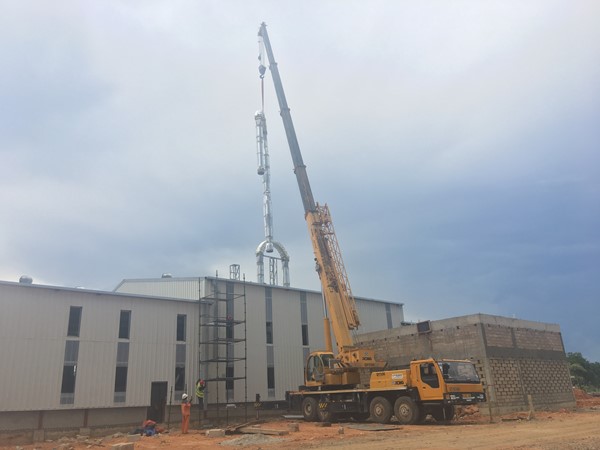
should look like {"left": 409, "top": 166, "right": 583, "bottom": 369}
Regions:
{"left": 147, "top": 382, "right": 168, "bottom": 422}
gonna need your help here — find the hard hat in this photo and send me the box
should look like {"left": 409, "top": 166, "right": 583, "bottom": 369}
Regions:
{"left": 182, "top": 393, "right": 188, "bottom": 400}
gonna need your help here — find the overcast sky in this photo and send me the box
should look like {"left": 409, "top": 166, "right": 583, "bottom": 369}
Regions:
{"left": 1, "top": 1, "right": 599, "bottom": 360}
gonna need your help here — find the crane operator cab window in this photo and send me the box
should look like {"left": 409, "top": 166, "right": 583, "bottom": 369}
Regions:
{"left": 420, "top": 362, "right": 440, "bottom": 388}
{"left": 306, "top": 353, "right": 336, "bottom": 382}
{"left": 306, "top": 354, "right": 324, "bottom": 381}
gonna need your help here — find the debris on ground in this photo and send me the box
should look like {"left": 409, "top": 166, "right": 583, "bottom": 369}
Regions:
{"left": 220, "top": 434, "right": 286, "bottom": 447}
{"left": 346, "top": 424, "right": 401, "bottom": 431}
{"left": 224, "top": 419, "right": 264, "bottom": 434}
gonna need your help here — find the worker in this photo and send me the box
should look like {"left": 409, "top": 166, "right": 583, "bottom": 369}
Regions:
{"left": 181, "top": 393, "right": 191, "bottom": 434}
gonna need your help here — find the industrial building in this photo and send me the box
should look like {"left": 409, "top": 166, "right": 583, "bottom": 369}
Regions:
{"left": 0, "top": 275, "right": 403, "bottom": 440}
{"left": 0, "top": 274, "right": 577, "bottom": 442}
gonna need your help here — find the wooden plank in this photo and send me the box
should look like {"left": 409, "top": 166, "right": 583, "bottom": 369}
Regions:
{"left": 239, "top": 426, "right": 289, "bottom": 436}
{"left": 225, "top": 419, "right": 264, "bottom": 433}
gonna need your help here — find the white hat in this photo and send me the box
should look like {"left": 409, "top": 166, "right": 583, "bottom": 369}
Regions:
{"left": 182, "top": 393, "right": 188, "bottom": 400}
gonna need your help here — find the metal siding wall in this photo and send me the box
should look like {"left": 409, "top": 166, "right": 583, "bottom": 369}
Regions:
{"left": 115, "top": 279, "right": 201, "bottom": 300}
{"left": 0, "top": 286, "right": 74, "bottom": 411}
{"left": 306, "top": 291, "right": 327, "bottom": 352}
{"left": 271, "top": 288, "right": 304, "bottom": 398}
{"left": 1, "top": 280, "right": 405, "bottom": 412}
{"left": 0, "top": 283, "right": 199, "bottom": 412}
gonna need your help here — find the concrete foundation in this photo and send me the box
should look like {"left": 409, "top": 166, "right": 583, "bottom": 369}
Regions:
{"left": 355, "top": 313, "right": 576, "bottom": 416}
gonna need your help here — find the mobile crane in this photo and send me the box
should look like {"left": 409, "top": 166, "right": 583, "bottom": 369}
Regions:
{"left": 257, "top": 22, "right": 486, "bottom": 424}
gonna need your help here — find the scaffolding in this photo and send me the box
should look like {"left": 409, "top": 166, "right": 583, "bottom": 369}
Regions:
{"left": 198, "top": 276, "right": 248, "bottom": 422}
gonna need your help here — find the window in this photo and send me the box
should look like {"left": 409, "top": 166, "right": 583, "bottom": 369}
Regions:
{"left": 300, "top": 293, "right": 309, "bottom": 346}
{"left": 60, "top": 340, "right": 79, "bottom": 404}
{"left": 175, "top": 367, "right": 185, "bottom": 391}
{"left": 226, "top": 366, "right": 234, "bottom": 390}
{"left": 114, "top": 342, "right": 129, "bottom": 402}
{"left": 267, "top": 345, "right": 275, "bottom": 396}
{"left": 61, "top": 365, "right": 76, "bottom": 395}
{"left": 266, "top": 321, "right": 273, "bottom": 344}
{"left": 267, "top": 367, "right": 275, "bottom": 389}
{"left": 385, "top": 304, "right": 393, "bottom": 329}
{"left": 119, "top": 310, "right": 131, "bottom": 339}
{"left": 226, "top": 320, "right": 234, "bottom": 339}
{"left": 114, "top": 367, "right": 128, "bottom": 394}
{"left": 67, "top": 306, "right": 82, "bottom": 337}
{"left": 175, "top": 343, "right": 186, "bottom": 391}
{"left": 301, "top": 324, "right": 309, "bottom": 346}
{"left": 176, "top": 314, "right": 186, "bottom": 342}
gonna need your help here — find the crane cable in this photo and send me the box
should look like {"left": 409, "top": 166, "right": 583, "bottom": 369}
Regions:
{"left": 261, "top": 75, "right": 265, "bottom": 112}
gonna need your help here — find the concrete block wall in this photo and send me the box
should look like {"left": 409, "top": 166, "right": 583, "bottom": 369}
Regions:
{"left": 356, "top": 314, "right": 576, "bottom": 415}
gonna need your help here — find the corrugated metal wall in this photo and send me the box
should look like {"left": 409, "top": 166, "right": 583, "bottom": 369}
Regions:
{"left": 0, "top": 282, "right": 198, "bottom": 412}
{"left": 1, "top": 277, "right": 404, "bottom": 413}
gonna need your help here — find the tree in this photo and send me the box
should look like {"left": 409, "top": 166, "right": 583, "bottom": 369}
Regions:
{"left": 567, "top": 352, "right": 600, "bottom": 390}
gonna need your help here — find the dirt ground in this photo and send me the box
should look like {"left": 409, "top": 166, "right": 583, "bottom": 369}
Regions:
{"left": 4, "top": 391, "right": 600, "bottom": 450}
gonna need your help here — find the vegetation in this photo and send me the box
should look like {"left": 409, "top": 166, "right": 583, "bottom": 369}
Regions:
{"left": 567, "top": 352, "right": 600, "bottom": 391}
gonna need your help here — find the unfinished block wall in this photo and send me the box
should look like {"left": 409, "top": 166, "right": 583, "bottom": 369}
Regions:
{"left": 356, "top": 314, "right": 576, "bottom": 415}
{"left": 481, "top": 323, "right": 575, "bottom": 413}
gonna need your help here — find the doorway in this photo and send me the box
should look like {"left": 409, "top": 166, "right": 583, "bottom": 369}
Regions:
{"left": 147, "top": 381, "right": 168, "bottom": 422}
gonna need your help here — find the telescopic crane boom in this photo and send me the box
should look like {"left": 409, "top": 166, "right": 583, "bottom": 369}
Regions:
{"left": 258, "top": 23, "right": 381, "bottom": 384}
{"left": 258, "top": 24, "right": 487, "bottom": 422}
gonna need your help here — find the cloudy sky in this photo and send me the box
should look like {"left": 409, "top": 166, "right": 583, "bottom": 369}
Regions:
{"left": 1, "top": 1, "right": 599, "bottom": 360}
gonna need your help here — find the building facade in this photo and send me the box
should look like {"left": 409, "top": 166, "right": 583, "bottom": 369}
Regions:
{"left": 0, "top": 277, "right": 404, "bottom": 439}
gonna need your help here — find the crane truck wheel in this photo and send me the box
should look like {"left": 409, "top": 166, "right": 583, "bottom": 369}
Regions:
{"left": 317, "top": 408, "right": 334, "bottom": 423}
{"left": 394, "top": 397, "right": 420, "bottom": 425}
{"left": 431, "top": 405, "right": 455, "bottom": 423}
{"left": 302, "top": 397, "right": 319, "bottom": 422}
{"left": 370, "top": 396, "right": 393, "bottom": 424}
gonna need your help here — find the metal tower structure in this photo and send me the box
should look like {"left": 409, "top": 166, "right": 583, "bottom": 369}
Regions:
{"left": 255, "top": 41, "right": 290, "bottom": 287}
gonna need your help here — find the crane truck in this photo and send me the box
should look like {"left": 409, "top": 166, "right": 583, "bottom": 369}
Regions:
{"left": 257, "top": 22, "right": 486, "bottom": 424}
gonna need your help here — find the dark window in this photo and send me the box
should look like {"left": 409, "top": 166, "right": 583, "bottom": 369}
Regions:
{"left": 267, "top": 367, "right": 275, "bottom": 389}
{"left": 114, "top": 366, "right": 128, "bottom": 393}
{"left": 116, "top": 342, "right": 129, "bottom": 364}
{"left": 226, "top": 366, "right": 234, "bottom": 390}
{"left": 176, "top": 314, "right": 186, "bottom": 342}
{"left": 385, "top": 304, "right": 393, "bottom": 329}
{"left": 301, "top": 324, "right": 309, "bottom": 346}
{"left": 67, "top": 306, "right": 82, "bottom": 337}
{"left": 175, "top": 367, "right": 185, "bottom": 391}
{"left": 61, "top": 364, "right": 76, "bottom": 394}
{"left": 119, "top": 310, "right": 131, "bottom": 339}
{"left": 266, "top": 321, "right": 273, "bottom": 344}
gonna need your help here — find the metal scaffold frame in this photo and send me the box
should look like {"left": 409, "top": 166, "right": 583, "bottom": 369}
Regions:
{"left": 198, "top": 278, "right": 248, "bottom": 423}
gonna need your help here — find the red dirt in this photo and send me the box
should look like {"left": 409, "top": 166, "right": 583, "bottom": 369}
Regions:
{"left": 4, "top": 390, "right": 600, "bottom": 450}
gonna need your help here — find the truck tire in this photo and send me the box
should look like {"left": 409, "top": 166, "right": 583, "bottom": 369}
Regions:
{"left": 431, "top": 405, "right": 455, "bottom": 423}
{"left": 317, "top": 408, "right": 334, "bottom": 423}
{"left": 370, "top": 396, "right": 393, "bottom": 424}
{"left": 394, "top": 397, "right": 420, "bottom": 425}
{"left": 302, "top": 397, "right": 318, "bottom": 422}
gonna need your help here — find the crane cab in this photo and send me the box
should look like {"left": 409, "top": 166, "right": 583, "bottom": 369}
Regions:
{"left": 304, "top": 351, "right": 361, "bottom": 388}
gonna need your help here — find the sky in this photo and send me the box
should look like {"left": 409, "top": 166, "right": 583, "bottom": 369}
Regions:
{"left": 1, "top": 1, "right": 599, "bottom": 360}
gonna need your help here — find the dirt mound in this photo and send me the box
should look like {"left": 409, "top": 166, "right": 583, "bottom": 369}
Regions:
{"left": 573, "top": 388, "right": 592, "bottom": 399}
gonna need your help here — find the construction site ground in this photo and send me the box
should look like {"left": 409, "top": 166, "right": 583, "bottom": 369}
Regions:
{"left": 3, "top": 390, "right": 600, "bottom": 450}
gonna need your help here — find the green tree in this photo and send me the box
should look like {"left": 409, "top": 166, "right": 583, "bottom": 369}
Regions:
{"left": 567, "top": 352, "right": 600, "bottom": 390}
